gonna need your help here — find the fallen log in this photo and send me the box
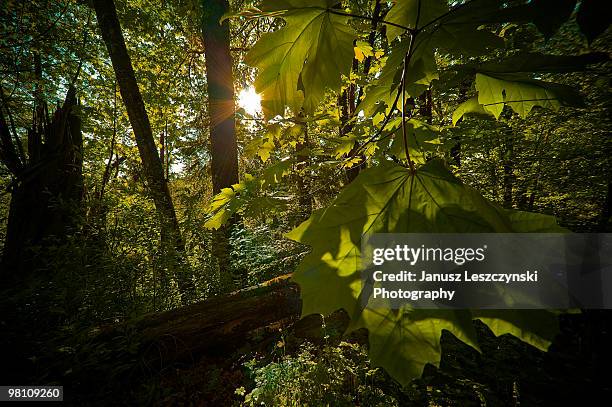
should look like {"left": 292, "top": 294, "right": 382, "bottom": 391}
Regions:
{"left": 68, "top": 274, "right": 351, "bottom": 402}
{"left": 127, "top": 275, "right": 302, "bottom": 366}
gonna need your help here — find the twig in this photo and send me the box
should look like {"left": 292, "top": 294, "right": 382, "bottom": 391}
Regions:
{"left": 327, "top": 9, "right": 416, "bottom": 35}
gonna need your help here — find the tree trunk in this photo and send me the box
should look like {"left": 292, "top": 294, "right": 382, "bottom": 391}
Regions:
{"left": 0, "top": 87, "right": 83, "bottom": 283}
{"left": 296, "top": 119, "right": 312, "bottom": 224}
{"left": 347, "top": 0, "right": 382, "bottom": 183}
{"left": 92, "top": 0, "right": 193, "bottom": 299}
{"left": 201, "top": 0, "right": 242, "bottom": 289}
{"left": 451, "top": 82, "right": 471, "bottom": 167}
{"left": 502, "top": 128, "right": 515, "bottom": 209}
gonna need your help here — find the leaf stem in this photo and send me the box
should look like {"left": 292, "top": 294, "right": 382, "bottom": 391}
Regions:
{"left": 399, "top": 0, "right": 422, "bottom": 173}
{"left": 417, "top": 0, "right": 475, "bottom": 32}
{"left": 327, "top": 9, "right": 417, "bottom": 35}
{"left": 347, "top": 85, "right": 402, "bottom": 158}
{"left": 400, "top": 52, "right": 415, "bottom": 172}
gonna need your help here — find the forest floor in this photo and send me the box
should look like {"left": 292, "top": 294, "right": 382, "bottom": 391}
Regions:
{"left": 2, "top": 279, "right": 612, "bottom": 406}
{"left": 146, "top": 314, "right": 612, "bottom": 406}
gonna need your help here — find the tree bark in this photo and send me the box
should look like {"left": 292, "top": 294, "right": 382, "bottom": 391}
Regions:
{"left": 201, "top": 0, "right": 242, "bottom": 289}
{"left": 347, "top": 0, "right": 382, "bottom": 183}
{"left": 0, "top": 87, "right": 83, "bottom": 283}
{"left": 92, "top": 0, "right": 193, "bottom": 298}
{"left": 296, "top": 119, "right": 312, "bottom": 224}
{"left": 502, "top": 127, "right": 515, "bottom": 209}
{"left": 201, "top": 0, "right": 239, "bottom": 194}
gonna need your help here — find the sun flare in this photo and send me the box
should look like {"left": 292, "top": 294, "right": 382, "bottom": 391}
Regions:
{"left": 237, "top": 86, "right": 262, "bottom": 116}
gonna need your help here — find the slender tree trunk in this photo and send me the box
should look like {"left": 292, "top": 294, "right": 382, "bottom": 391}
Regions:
{"left": 451, "top": 82, "right": 470, "bottom": 167}
{"left": 347, "top": 0, "right": 382, "bottom": 183}
{"left": 418, "top": 88, "right": 433, "bottom": 123}
{"left": 341, "top": 59, "right": 360, "bottom": 183}
{"left": 296, "top": 118, "right": 312, "bottom": 224}
{"left": 201, "top": 0, "right": 242, "bottom": 290}
{"left": 502, "top": 127, "right": 515, "bottom": 208}
{"left": 92, "top": 0, "right": 193, "bottom": 299}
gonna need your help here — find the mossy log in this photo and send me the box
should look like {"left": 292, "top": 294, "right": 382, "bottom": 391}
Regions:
{"left": 86, "top": 275, "right": 350, "bottom": 375}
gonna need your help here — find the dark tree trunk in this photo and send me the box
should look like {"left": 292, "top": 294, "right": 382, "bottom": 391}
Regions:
{"left": 347, "top": 0, "right": 382, "bottom": 183}
{"left": 92, "top": 0, "right": 193, "bottom": 300}
{"left": 502, "top": 127, "right": 515, "bottom": 208}
{"left": 296, "top": 119, "right": 312, "bottom": 224}
{"left": 418, "top": 88, "right": 433, "bottom": 123}
{"left": 341, "top": 63, "right": 360, "bottom": 183}
{"left": 0, "top": 87, "right": 83, "bottom": 283}
{"left": 450, "top": 140, "right": 461, "bottom": 167}
{"left": 201, "top": 0, "right": 243, "bottom": 289}
{"left": 201, "top": 0, "right": 239, "bottom": 195}
{"left": 451, "top": 82, "right": 471, "bottom": 167}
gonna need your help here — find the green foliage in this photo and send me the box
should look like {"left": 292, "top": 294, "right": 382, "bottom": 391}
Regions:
{"left": 203, "top": 161, "right": 293, "bottom": 229}
{"left": 244, "top": 0, "right": 356, "bottom": 117}
{"left": 1, "top": 0, "right": 609, "bottom": 401}
{"left": 385, "top": 118, "right": 442, "bottom": 162}
{"left": 475, "top": 73, "right": 583, "bottom": 118}
{"left": 286, "top": 159, "right": 563, "bottom": 384}
{"left": 448, "top": 52, "right": 608, "bottom": 122}
{"left": 452, "top": 97, "right": 493, "bottom": 125}
{"left": 384, "top": 0, "right": 447, "bottom": 40}
{"left": 238, "top": 341, "right": 398, "bottom": 406}
{"left": 230, "top": 224, "right": 305, "bottom": 284}
{"left": 227, "top": 0, "right": 609, "bottom": 387}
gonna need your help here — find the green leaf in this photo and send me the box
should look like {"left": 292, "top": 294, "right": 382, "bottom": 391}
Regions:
{"left": 430, "top": 24, "right": 504, "bottom": 57}
{"left": 287, "top": 160, "right": 562, "bottom": 385}
{"left": 257, "top": 139, "right": 275, "bottom": 162}
{"left": 287, "top": 159, "right": 514, "bottom": 317}
{"left": 443, "top": 52, "right": 608, "bottom": 91}
{"left": 358, "top": 40, "right": 437, "bottom": 116}
{"left": 245, "top": 0, "right": 356, "bottom": 117}
{"left": 452, "top": 96, "right": 494, "bottom": 126}
{"left": 472, "top": 210, "right": 566, "bottom": 353}
{"left": 505, "top": 210, "right": 568, "bottom": 233}
{"left": 204, "top": 159, "right": 294, "bottom": 229}
{"left": 475, "top": 52, "right": 609, "bottom": 75}
{"left": 475, "top": 73, "right": 583, "bottom": 118}
{"left": 358, "top": 82, "right": 398, "bottom": 119}
{"left": 354, "top": 40, "right": 373, "bottom": 63}
{"left": 386, "top": 118, "right": 441, "bottom": 162}
{"left": 353, "top": 308, "right": 480, "bottom": 382}
{"left": 203, "top": 185, "right": 241, "bottom": 229}
{"left": 243, "top": 195, "right": 288, "bottom": 218}
{"left": 436, "top": 0, "right": 576, "bottom": 39}
{"left": 261, "top": 158, "right": 294, "bottom": 186}
{"left": 333, "top": 135, "right": 358, "bottom": 158}
{"left": 385, "top": 0, "right": 448, "bottom": 41}
{"left": 471, "top": 309, "right": 559, "bottom": 351}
